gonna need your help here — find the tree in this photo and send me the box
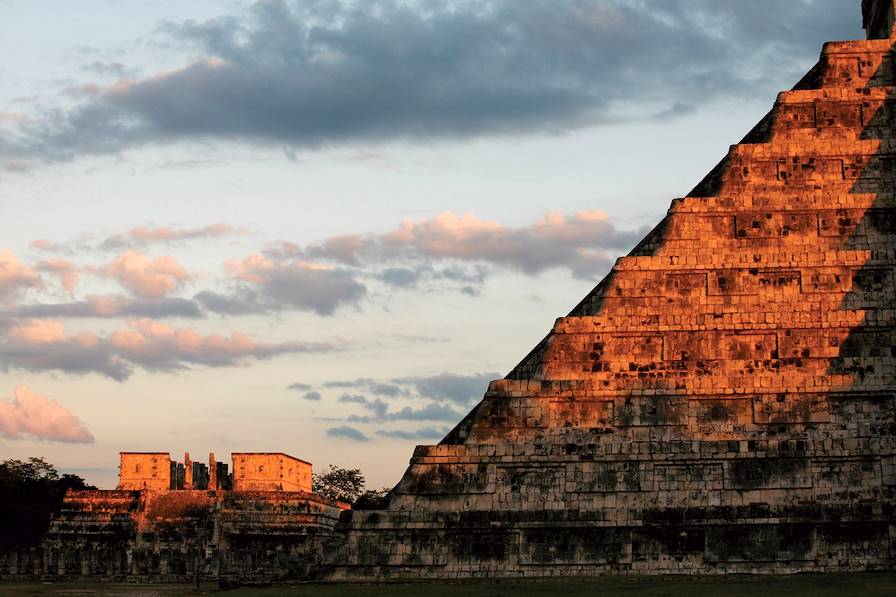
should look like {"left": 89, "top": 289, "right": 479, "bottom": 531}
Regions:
{"left": 0, "top": 457, "right": 94, "bottom": 549}
{"left": 351, "top": 487, "right": 391, "bottom": 510}
{"left": 312, "top": 465, "right": 366, "bottom": 503}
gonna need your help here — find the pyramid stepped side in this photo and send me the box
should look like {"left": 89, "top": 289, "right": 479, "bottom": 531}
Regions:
{"left": 324, "top": 33, "right": 896, "bottom": 580}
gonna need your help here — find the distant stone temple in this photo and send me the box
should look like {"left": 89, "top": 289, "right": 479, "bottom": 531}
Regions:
{"left": 116, "top": 451, "right": 310, "bottom": 492}
{"left": 1, "top": 0, "right": 895, "bottom": 584}
{"left": 0, "top": 451, "right": 344, "bottom": 582}
{"left": 231, "top": 452, "right": 312, "bottom": 492}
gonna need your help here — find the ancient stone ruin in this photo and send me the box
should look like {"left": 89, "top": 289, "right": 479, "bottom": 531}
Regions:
{"left": 0, "top": 452, "right": 345, "bottom": 582}
{"left": 1, "top": 0, "right": 895, "bottom": 584}
{"left": 324, "top": 1, "right": 896, "bottom": 579}
{"left": 117, "top": 452, "right": 312, "bottom": 493}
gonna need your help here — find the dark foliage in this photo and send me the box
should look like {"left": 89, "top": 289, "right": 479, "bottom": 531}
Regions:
{"left": 351, "top": 487, "right": 391, "bottom": 510}
{"left": 312, "top": 465, "right": 366, "bottom": 504}
{"left": 312, "top": 464, "right": 391, "bottom": 509}
{"left": 0, "top": 457, "right": 94, "bottom": 549}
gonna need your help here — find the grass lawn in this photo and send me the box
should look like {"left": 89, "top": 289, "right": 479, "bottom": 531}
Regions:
{"left": 2, "top": 573, "right": 895, "bottom": 597}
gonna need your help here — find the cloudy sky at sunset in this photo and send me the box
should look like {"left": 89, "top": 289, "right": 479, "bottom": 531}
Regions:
{"left": 0, "top": 0, "right": 863, "bottom": 488}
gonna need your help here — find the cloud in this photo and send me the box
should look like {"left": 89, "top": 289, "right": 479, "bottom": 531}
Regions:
{"left": 80, "top": 61, "right": 136, "bottom": 79}
{"left": 0, "top": 250, "right": 43, "bottom": 305}
{"left": 323, "top": 378, "right": 406, "bottom": 397}
{"left": 285, "top": 211, "right": 644, "bottom": 280}
{"left": 0, "top": 385, "right": 94, "bottom": 443}
{"left": 302, "top": 390, "right": 322, "bottom": 401}
{"left": 0, "top": 318, "right": 335, "bottom": 381}
{"left": 320, "top": 372, "right": 498, "bottom": 428}
{"left": 325, "top": 425, "right": 370, "bottom": 442}
{"left": 9, "top": 294, "right": 203, "bottom": 319}
{"left": 337, "top": 393, "right": 370, "bottom": 405}
{"left": 101, "top": 251, "right": 191, "bottom": 298}
{"left": 1, "top": 0, "right": 860, "bottom": 167}
{"left": 35, "top": 259, "right": 79, "bottom": 293}
{"left": 29, "top": 240, "right": 61, "bottom": 253}
{"left": 393, "top": 372, "right": 500, "bottom": 405}
{"left": 100, "top": 223, "right": 249, "bottom": 250}
{"left": 198, "top": 253, "right": 366, "bottom": 316}
{"left": 337, "top": 394, "right": 463, "bottom": 423}
{"left": 286, "top": 382, "right": 312, "bottom": 391}
{"left": 375, "top": 427, "right": 449, "bottom": 441}
{"left": 375, "top": 264, "right": 489, "bottom": 289}
{"left": 0, "top": 112, "right": 29, "bottom": 125}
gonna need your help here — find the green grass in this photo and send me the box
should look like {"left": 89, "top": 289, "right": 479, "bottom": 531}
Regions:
{"left": 2, "top": 573, "right": 895, "bottom": 597}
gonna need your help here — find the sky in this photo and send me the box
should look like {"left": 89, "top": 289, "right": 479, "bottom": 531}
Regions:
{"left": 0, "top": 0, "right": 865, "bottom": 489}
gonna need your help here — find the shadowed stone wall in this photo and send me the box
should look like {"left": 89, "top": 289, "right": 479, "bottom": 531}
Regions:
{"left": 0, "top": 489, "right": 346, "bottom": 583}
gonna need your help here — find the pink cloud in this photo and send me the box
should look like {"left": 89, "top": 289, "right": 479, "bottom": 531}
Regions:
{"left": 109, "top": 319, "right": 259, "bottom": 362}
{"left": 101, "top": 251, "right": 191, "bottom": 298}
{"left": 29, "top": 239, "right": 59, "bottom": 252}
{"left": 8, "top": 319, "right": 69, "bottom": 344}
{"left": 204, "top": 254, "right": 366, "bottom": 316}
{"left": 0, "top": 249, "right": 43, "bottom": 305}
{"left": 301, "top": 210, "right": 643, "bottom": 278}
{"left": 0, "top": 319, "right": 336, "bottom": 381}
{"left": 36, "top": 259, "right": 79, "bottom": 293}
{"left": 101, "top": 223, "right": 250, "bottom": 250}
{"left": 227, "top": 252, "right": 275, "bottom": 283}
{"left": 0, "top": 385, "right": 94, "bottom": 443}
{"left": 0, "top": 111, "right": 28, "bottom": 124}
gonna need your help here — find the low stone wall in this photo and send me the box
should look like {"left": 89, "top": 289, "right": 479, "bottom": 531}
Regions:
{"left": 0, "top": 489, "right": 346, "bottom": 584}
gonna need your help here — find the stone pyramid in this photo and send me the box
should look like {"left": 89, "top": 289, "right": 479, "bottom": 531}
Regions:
{"left": 327, "top": 2, "right": 896, "bottom": 579}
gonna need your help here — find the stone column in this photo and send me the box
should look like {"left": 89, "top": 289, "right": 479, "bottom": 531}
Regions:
{"left": 209, "top": 453, "right": 217, "bottom": 490}
{"left": 863, "top": 0, "right": 896, "bottom": 38}
{"left": 185, "top": 452, "right": 193, "bottom": 489}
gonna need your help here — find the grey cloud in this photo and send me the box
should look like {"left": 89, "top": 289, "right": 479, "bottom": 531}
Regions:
{"left": 193, "top": 289, "right": 261, "bottom": 315}
{"left": 0, "top": 320, "right": 338, "bottom": 381}
{"left": 200, "top": 260, "right": 367, "bottom": 316}
{"left": 302, "top": 390, "right": 322, "bottom": 401}
{"left": 394, "top": 372, "right": 500, "bottom": 406}
{"left": 80, "top": 61, "right": 136, "bottom": 78}
{"left": 260, "top": 265, "right": 365, "bottom": 314}
{"left": 375, "top": 427, "right": 450, "bottom": 441}
{"left": 339, "top": 395, "right": 463, "bottom": 423}
{"left": 289, "top": 211, "right": 645, "bottom": 280}
{"left": 2, "top": 0, "right": 861, "bottom": 166}
{"left": 326, "top": 425, "right": 370, "bottom": 442}
{"left": 0, "top": 338, "right": 131, "bottom": 381}
{"left": 338, "top": 393, "right": 370, "bottom": 405}
{"left": 326, "top": 379, "right": 406, "bottom": 397}
{"left": 375, "top": 264, "right": 489, "bottom": 290}
{"left": 368, "top": 382, "right": 405, "bottom": 398}
{"left": 650, "top": 102, "right": 697, "bottom": 122}
{"left": 321, "top": 372, "right": 500, "bottom": 419}
{"left": 325, "top": 379, "right": 369, "bottom": 389}
{"left": 287, "top": 382, "right": 312, "bottom": 391}
{"left": 378, "top": 267, "right": 420, "bottom": 289}
{"left": 392, "top": 334, "right": 450, "bottom": 345}
{"left": 9, "top": 295, "right": 203, "bottom": 319}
